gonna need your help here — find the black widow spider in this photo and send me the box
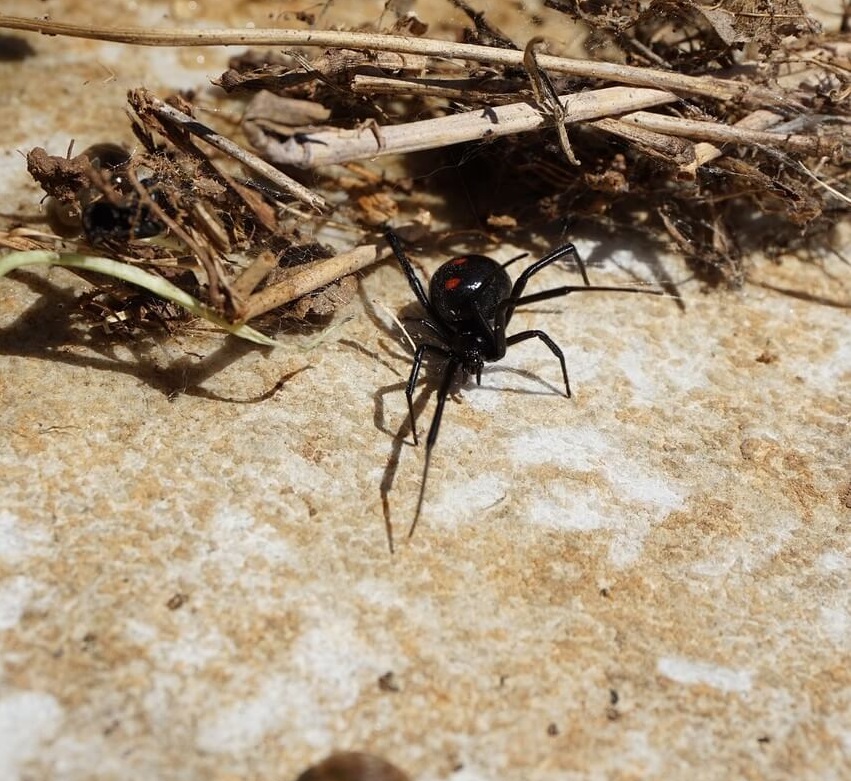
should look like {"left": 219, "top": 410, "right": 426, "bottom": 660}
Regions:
{"left": 384, "top": 228, "right": 665, "bottom": 538}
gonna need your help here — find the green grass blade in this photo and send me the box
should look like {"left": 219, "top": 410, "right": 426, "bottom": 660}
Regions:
{"left": 0, "top": 250, "right": 278, "bottom": 347}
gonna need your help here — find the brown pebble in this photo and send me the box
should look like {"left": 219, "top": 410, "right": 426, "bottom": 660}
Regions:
{"left": 295, "top": 752, "right": 410, "bottom": 781}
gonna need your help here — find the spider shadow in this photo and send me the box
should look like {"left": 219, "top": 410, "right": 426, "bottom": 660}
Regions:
{"left": 0, "top": 270, "right": 302, "bottom": 403}
{"left": 373, "top": 348, "right": 569, "bottom": 553}
{"left": 578, "top": 221, "right": 850, "bottom": 311}
{"left": 576, "top": 228, "right": 687, "bottom": 312}
{"left": 751, "top": 280, "right": 851, "bottom": 310}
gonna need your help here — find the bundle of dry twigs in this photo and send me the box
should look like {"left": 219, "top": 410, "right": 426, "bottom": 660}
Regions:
{"left": 1, "top": 1, "right": 847, "bottom": 335}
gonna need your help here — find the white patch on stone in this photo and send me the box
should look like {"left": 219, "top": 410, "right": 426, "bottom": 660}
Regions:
{"left": 195, "top": 676, "right": 326, "bottom": 754}
{"left": 608, "top": 528, "right": 651, "bottom": 569}
{"left": 206, "top": 507, "right": 297, "bottom": 578}
{"left": 819, "top": 606, "right": 850, "bottom": 647}
{"left": 616, "top": 345, "right": 656, "bottom": 398}
{"left": 816, "top": 551, "right": 849, "bottom": 573}
{"left": 0, "top": 577, "right": 38, "bottom": 631}
{"left": 353, "top": 578, "right": 405, "bottom": 608}
{"left": 0, "top": 691, "right": 64, "bottom": 781}
{"left": 690, "top": 509, "right": 800, "bottom": 576}
{"left": 525, "top": 491, "right": 608, "bottom": 531}
{"left": 291, "top": 625, "right": 372, "bottom": 709}
{"left": 657, "top": 656, "right": 752, "bottom": 693}
{"left": 509, "top": 425, "right": 610, "bottom": 470}
{"left": 603, "top": 464, "right": 683, "bottom": 509}
{"left": 0, "top": 511, "right": 49, "bottom": 563}
{"left": 123, "top": 619, "right": 159, "bottom": 646}
{"left": 510, "top": 426, "right": 683, "bottom": 566}
{"left": 149, "top": 626, "right": 231, "bottom": 671}
{"left": 510, "top": 426, "right": 684, "bottom": 510}
{"left": 427, "top": 474, "right": 505, "bottom": 527}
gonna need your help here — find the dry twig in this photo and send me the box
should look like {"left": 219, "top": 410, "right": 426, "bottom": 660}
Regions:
{"left": 252, "top": 86, "right": 678, "bottom": 167}
{"left": 619, "top": 111, "right": 843, "bottom": 158}
{"left": 241, "top": 243, "right": 386, "bottom": 321}
{"left": 523, "top": 37, "right": 579, "bottom": 166}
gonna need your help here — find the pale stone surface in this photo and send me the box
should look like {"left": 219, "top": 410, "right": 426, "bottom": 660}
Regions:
{"left": 1, "top": 3, "right": 848, "bottom": 781}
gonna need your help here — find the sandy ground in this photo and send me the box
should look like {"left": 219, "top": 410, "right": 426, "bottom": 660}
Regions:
{"left": 0, "top": 2, "right": 848, "bottom": 780}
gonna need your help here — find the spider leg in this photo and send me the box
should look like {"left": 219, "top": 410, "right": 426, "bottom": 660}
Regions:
{"left": 384, "top": 228, "right": 438, "bottom": 318}
{"left": 409, "top": 356, "right": 461, "bottom": 539}
{"left": 501, "top": 251, "right": 529, "bottom": 269}
{"left": 511, "top": 243, "right": 589, "bottom": 298}
{"left": 506, "top": 330, "right": 571, "bottom": 398}
{"left": 504, "top": 242, "right": 589, "bottom": 326}
{"left": 471, "top": 302, "right": 500, "bottom": 368}
{"left": 494, "top": 284, "right": 662, "bottom": 385}
{"left": 574, "top": 247, "right": 591, "bottom": 287}
{"left": 406, "top": 343, "right": 451, "bottom": 445}
{"left": 402, "top": 317, "right": 451, "bottom": 343}
{"left": 511, "top": 283, "right": 665, "bottom": 309}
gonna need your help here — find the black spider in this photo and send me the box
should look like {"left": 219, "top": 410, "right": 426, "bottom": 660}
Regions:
{"left": 82, "top": 178, "right": 168, "bottom": 245}
{"left": 385, "top": 228, "right": 664, "bottom": 537}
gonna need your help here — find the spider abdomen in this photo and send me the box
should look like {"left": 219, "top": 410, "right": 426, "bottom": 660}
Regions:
{"left": 429, "top": 255, "right": 512, "bottom": 325}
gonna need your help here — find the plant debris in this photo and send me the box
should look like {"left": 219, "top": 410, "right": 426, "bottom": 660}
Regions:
{"left": 2, "top": 0, "right": 847, "bottom": 337}
{"left": 19, "top": 93, "right": 380, "bottom": 337}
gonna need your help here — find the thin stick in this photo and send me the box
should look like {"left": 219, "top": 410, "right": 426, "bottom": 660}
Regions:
{"left": 524, "top": 37, "right": 578, "bottom": 165}
{"left": 620, "top": 111, "right": 842, "bottom": 157}
{"left": 130, "top": 89, "right": 327, "bottom": 211}
{"left": 0, "top": 15, "right": 795, "bottom": 107}
{"left": 350, "top": 73, "right": 518, "bottom": 102}
{"left": 123, "top": 167, "right": 230, "bottom": 309}
{"left": 686, "top": 109, "right": 786, "bottom": 173}
{"left": 255, "top": 86, "right": 678, "bottom": 167}
{"left": 242, "top": 243, "right": 385, "bottom": 320}
{"left": 592, "top": 109, "right": 795, "bottom": 172}
{"left": 372, "top": 299, "right": 418, "bottom": 353}
{"left": 797, "top": 161, "right": 851, "bottom": 205}
{"left": 591, "top": 116, "right": 695, "bottom": 162}
{"left": 232, "top": 249, "right": 278, "bottom": 299}
{"left": 353, "top": 76, "right": 815, "bottom": 169}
